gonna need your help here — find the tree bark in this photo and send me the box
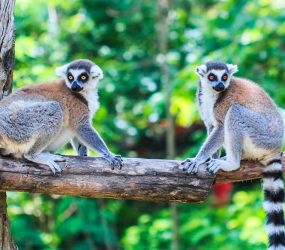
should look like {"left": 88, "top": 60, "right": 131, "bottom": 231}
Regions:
{"left": 157, "top": 0, "right": 179, "bottom": 248}
{"left": 0, "top": 155, "right": 281, "bottom": 204}
{"left": 215, "top": 158, "right": 285, "bottom": 184}
{"left": 0, "top": 0, "right": 15, "bottom": 98}
{"left": 0, "top": 156, "right": 213, "bottom": 203}
{"left": 0, "top": 0, "right": 16, "bottom": 249}
{"left": 0, "top": 193, "right": 15, "bottom": 250}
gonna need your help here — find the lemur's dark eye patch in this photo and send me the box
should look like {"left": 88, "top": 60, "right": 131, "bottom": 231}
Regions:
{"left": 67, "top": 73, "right": 74, "bottom": 81}
{"left": 208, "top": 73, "right": 216, "bottom": 81}
{"left": 79, "top": 73, "right": 89, "bottom": 82}
{"left": 222, "top": 73, "right": 228, "bottom": 81}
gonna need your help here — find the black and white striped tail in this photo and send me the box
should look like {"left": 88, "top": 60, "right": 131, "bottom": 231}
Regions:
{"left": 263, "top": 159, "right": 285, "bottom": 250}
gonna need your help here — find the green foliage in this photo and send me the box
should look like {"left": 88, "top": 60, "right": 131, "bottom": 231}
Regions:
{"left": 122, "top": 186, "right": 267, "bottom": 250}
{"left": 8, "top": 0, "right": 285, "bottom": 249}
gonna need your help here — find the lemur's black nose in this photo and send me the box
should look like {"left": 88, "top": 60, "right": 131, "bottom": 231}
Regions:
{"left": 71, "top": 82, "right": 83, "bottom": 92}
{"left": 213, "top": 82, "right": 225, "bottom": 92}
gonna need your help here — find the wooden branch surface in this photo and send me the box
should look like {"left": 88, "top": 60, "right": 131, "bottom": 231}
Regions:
{"left": 0, "top": 155, "right": 282, "bottom": 203}
{"left": 0, "top": 156, "right": 214, "bottom": 203}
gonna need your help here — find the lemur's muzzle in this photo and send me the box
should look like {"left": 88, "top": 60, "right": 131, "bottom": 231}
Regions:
{"left": 71, "top": 81, "right": 83, "bottom": 92}
{"left": 213, "top": 82, "right": 225, "bottom": 92}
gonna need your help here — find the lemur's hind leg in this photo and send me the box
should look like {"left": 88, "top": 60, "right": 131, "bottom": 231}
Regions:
{"left": 40, "top": 152, "right": 65, "bottom": 162}
{"left": 207, "top": 105, "right": 244, "bottom": 174}
{"left": 207, "top": 104, "right": 276, "bottom": 174}
{"left": 24, "top": 136, "right": 66, "bottom": 174}
{"left": 22, "top": 102, "right": 64, "bottom": 174}
{"left": 24, "top": 153, "right": 63, "bottom": 174}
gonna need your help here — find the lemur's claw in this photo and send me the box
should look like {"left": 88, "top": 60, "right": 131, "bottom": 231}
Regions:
{"left": 47, "top": 160, "right": 62, "bottom": 174}
{"left": 104, "top": 154, "right": 124, "bottom": 170}
{"left": 116, "top": 155, "right": 124, "bottom": 169}
{"left": 50, "top": 154, "right": 66, "bottom": 162}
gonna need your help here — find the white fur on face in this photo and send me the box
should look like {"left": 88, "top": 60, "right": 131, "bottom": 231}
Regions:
{"left": 210, "top": 69, "right": 226, "bottom": 80}
{"left": 55, "top": 62, "right": 104, "bottom": 91}
{"left": 68, "top": 69, "right": 86, "bottom": 88}
{"left": 226, "top": 64, "right": 238, "bottom": 75}
{"left": 210, "top": 69, "right": 231, "bottom": 89}
{"left": 196, "top": 63, "right": 238, "bottom": 92}
{"left": 199, "top": 69, "right": 232, "bottom": 91}
{"left": 90, "top": 65, "right": 103, "bottom": 80}
{"left": 195, "top": 64, "right": 207, "bottom": 77}
{"left": 84, "top": 65, "right": 104, "bottom": 91}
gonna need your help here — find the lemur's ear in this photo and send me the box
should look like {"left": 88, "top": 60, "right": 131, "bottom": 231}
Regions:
{"left": 227, "top": 64, "right": 238, "bottom": 75}
{"left": 90, "top": 64, "right": 104, "bottom": 80}
{"left": 55, "top": 64, "right": 69, "bottom": 78}
{"left": 195, "top": 64, "right": 207, "bottom": 77}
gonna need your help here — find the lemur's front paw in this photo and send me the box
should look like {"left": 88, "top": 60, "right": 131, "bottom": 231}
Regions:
{"left": 181, "top": 158, "right": 204, "bottom": 174}
{"left": 207, "top": 159, "right": 222, "bottom": 174}
{"left": 103, "top": 154, "right": 123, "bottom": 170}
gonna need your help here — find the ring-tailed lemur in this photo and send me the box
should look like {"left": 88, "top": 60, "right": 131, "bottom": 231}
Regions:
{"left": 0, "top": 59, "right": 123, "bottom": 173}
{"left": 182, "top": 61, "right": 285, "bottom": 250}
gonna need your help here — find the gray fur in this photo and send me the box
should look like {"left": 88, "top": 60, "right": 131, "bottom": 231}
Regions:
{"left": 0, "top": 60, "right": 122, "bottom": 173}
{"left": 67, "top": 59, "right": 94, "bottom": 73}
{"left": 197, "top": 80, "right": 203, "bottom": 107}
{"left": 71, "top": 138, "right": 87, "bottom": 157}
{"left": 0, "top": 99, "right": 65, "bottom": 173}
{"left": 182, "top": 125, "right": 224, "bottom": 173}
{"left": 0, "top": 101, "right": 63, "bottom": 142}
{"left": 183, "top": 97, "right": 284, "bottom": 174}
{"left": 229, "top": 104, "right": 283, "bottom": 150}
{"left": 183, "top": 62, "right": 283, "bottom": 174}
{"left": 75, "top": 120, "right": 123, "bottom": 169}
{"left": 24, "top": 153, "right": 65, "bottom": 174}
{"left": 187, "top": 61, "right": 285, "bottom": 249}
{"left": 206, "top": 61, "right": 228, "bottom": 71}
{"left": 207, "top": 125, "right": 221, "bottom": 159}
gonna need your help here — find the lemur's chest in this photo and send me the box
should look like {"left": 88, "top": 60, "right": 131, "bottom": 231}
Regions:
{"left": 46, "top": 129, "right": 74, "bottom": 152}
{"left": 83, "top": 91, "right": 100, "bottom": 117}
{"left": 197, "top": 88, "right": 218, "bottom": 127}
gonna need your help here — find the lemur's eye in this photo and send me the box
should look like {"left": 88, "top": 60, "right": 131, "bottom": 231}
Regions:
{"left": 68, "top": 74, "right": 74, "bottom": 81}
{"left": 80, "top": 74, "right": 88, "bottom": 81}
{"left": 222, "top": 74, "right": 228, "bottom": 81}
{"left": 208, "top": 74, "right": 216, "bottom": 81}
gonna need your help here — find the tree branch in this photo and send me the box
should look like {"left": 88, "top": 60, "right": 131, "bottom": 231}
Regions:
{"left": 0, "top": 155, "right": 280, "bottom": 203}
{"left": 215, "top": 159, "right": 285, "bottom": 184}
{"left": 0, "top": 156, "right": 213, "bottom": 203}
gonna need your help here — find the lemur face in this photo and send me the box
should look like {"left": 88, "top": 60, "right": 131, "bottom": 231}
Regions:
{"left": 56, "top": 59, "right": 103, "bottom": 93}
{"left": 195, "top": 61, "right": 238, "bottom": 92}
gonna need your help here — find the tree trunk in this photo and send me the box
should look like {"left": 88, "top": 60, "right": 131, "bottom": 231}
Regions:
{"left": 0, "top": 0, "right": 16, "bottom": 249}
{"left": 0, "top": 0, "right": 15, "bottom": 98}
{"left": 0, "top": 193, "right": 15, "bottom": 250}
{"left": 157, "top": 0, "right": 179, "bottom": 249}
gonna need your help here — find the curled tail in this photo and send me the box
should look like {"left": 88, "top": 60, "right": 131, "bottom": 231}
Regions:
{"left": 263, "top": 159, "right": 285, "bottom": 250}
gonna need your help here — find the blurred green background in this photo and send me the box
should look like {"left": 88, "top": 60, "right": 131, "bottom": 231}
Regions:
{"left": 8, "top": 0, "right": 285, "bottom": 249}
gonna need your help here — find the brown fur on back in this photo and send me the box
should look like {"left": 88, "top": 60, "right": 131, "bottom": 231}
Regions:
{"left": 7, "top": 80, "right": 89, "bottom": 130}
{"left": 214, "top": 77, "right": 279, "bottom": 123}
